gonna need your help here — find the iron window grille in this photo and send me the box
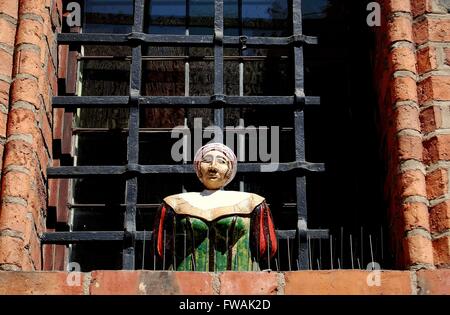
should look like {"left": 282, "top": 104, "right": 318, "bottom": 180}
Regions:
{"left": 43, "top": 0, "right": 329, "bottom": 270}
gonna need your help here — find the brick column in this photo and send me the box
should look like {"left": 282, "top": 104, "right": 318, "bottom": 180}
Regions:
{"left": 375, "top": 0, "right": 450, "bottom": 269}
{"left": 0, "top": 1, "right": 19, "bottom": 181}
{"left": 0, "top": 0, "right": 62, "bottom": 271}
{"left": 413, "top": 0, "right": 450, "bottom": 268}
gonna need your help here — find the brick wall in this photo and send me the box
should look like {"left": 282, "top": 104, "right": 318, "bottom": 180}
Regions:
{"left": 0, "top": 0, "right": 448, "bottom": 294}
{"left": 374, "top": 0, "right": 450, "bottom": 270}
{"left": 0, "top": 0, "right": 63, "bottom": 271}
{"left": 0, "top": 270, "right": 448, "bottom": 295}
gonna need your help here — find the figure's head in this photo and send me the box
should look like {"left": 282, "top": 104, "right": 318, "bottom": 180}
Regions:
{"left": 194, "top": 143, "right": 237, "bottom": 190}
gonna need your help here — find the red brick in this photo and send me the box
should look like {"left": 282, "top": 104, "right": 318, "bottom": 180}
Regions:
{"left": 2, "top": 170, "right": 31, "bottom": 200}
{"left": 388, "top": 16, "right": 413, "bottom": 44}
{"left": 0, "top": 236, "right": 24, "bottom": 267}
{"left": 0, "top": 202, "right": 31, "bottom": 239}
{"left": 53, "top": 108, "right": 63, "bottom": 140}
{"left": 417, "top": 270, "right": 450, "bottom": 294}
{"left": 414, "top": 17, "right": 450, "bottom": 45}
{"left": 14, "top": 49, "right": 42, "bottom": 79}
{"left": 0, "top": 18, "right": 16, "bottom": 47}
{"left": 2, "top": 140, "right": 34, "bottom": 171}
{"left": 387, "top": 0, "right": 411, "bottom": 13}
{"left": 11, "top": 77, "right": 40, "bottom": 109}
{"left": 0, "top": 0, "right": 19, "bottom": 19}
{"left": 219, "top": 272, "right": 278, "bottom": 295}
{"left": 397, "top": 135, "right": 423, "bottom": 161}
{"left": 0, "top": 112, "right": 7, "bottom": 138}
{"left": 416, "top": 46, "right": 439, "bottom": 74}
{"left": 395, "top": 105, "right": 421, "bottom": 132}
{"left": 284, "top": 271, "right": 412, "bottom": 295}
{"left": 0, "top": 80, "right": 10, "bottom": 106}
{"left": 38, "top": 70, "right": 50, "bottom": 112}
{"left": 47, "top": 56, "right": 57, "bottom": 94}
{"left": 402, "top": 202, "right": 430, "bottom": 232}
{"left": 418, "top": 76, "right": 450, "bottom": 104}
{"left": 399, "top": 169, "right": 427, "bottom": 198}
{"left": 15, "top": 18, "right": 43, "bottom": 47}
{"left": 27, "top": 227, "right": 41, "bottom": 270}
{"left": 426, "top": 168, "right": 449, "bottom": 199}
{"left": 430, "top": 200, "right": 450, "bottom": 234}
{"left": 41, "top": 112, "right": 53, "bottom": 155}
{"left": 427, "top": 18, "right": 450, "bottom": 42}
{"left": 139, "top": 271, "right": 214, "bottom": 295}
{"left": 445, "top": 48, "right": 450, "bottom": 66}
{"left": 391, "top": 76, "right": 418, "bottom": 103}
{"left": 0, "top": 272, "right": 85, "bottom": 294}
{"left": 174, "top": 272, "right": 215, "bottom": 295}
{"left": 0, "top": 50, "right": 13, "bottom": 79}
{"left": 90, "top": 271, "right": 140, "bottom": 295}
{"left": 420, "top": 106, "right": 441, "bottom": 133}
{"left": 390, "top": 46, "right": 417, "bottom": 73}
{"left": 411, "top": 0, "right": 434, "bottom": 17}
{"left": 423, "top": 134, "right": 450, "bottom": 163}
{"left": 404, "top": 233, "right": 434, "bottom": 265}
{"left": 433, "top": 236, "right": 450, "bottom": 266}
{"left": 7, "top": 107, "right": 37, "bottom": 136}
{"left": 58, "top": 45, "right": 68, "bottom": 79}
{"left": 18, "top": 0, "right": 45, "bottom": 16}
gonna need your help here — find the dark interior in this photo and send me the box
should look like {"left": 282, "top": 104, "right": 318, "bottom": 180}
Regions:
{"left": 62, "top": 0, "right": 391, "bottom": 271}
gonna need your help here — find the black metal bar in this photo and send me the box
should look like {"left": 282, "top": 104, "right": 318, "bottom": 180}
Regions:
{"left": 42, "top": 231, "right": 153, "bottom": 244}
{"left": 41, "top": 229, "right": 299, "bottom": 245}
{"left": 57, "top": 33, "right": 317, "bottom": 47}
{"left": 292, "top": 0, "right": 309, "bottom": 270}
{"left": 52, "top": 95, "right": 320, "bottom": 109}
{"left": 47, "top": 161, "right": 325, "bottom": 178}
{"left": 213, "top": 0, "right": 224, "bottom": 141}
{"left": 122, "top": 0, "right": 144, "bottom": 270}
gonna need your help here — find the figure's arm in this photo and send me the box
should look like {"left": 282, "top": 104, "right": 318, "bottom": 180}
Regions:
{"left": 153, "top": 201, "right": 175, "bottom": 258}
{"left": 250, "top": 201, "right": 278, "bottom": 260}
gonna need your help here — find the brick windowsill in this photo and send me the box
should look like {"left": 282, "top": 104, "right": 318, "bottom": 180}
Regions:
{"left": 0, "top": 270, "right": 448, "bottom": 295}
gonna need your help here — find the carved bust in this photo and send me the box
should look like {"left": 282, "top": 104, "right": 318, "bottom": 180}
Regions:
{"left": 153, "top": 143, "right": 277, "bottom": 271}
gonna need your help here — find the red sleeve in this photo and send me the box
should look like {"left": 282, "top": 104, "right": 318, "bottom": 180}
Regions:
{"left": 153, "top": 202, "right": 175, "bottom": 258}
{"left": 251, "top": 201, "right": 278, "bottom": 260}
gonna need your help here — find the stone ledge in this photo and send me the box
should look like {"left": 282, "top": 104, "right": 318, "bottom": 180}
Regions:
{"left": 0, "top": 270, "right": 442, "bottom": 295}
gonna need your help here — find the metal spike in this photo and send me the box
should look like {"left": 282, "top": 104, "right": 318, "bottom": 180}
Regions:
{"left": 350, "top": 234, "right": 354, "bottom": 269}
{"left": 357, "top": 258, "right": 361, "bottom": 270}
{"left": 142, "top": 230, "right": 146, "bottom": 270}
{"left": 308, "top": 235, "right": 312, "bottom": 270}
{"left": 330, "top": 234, "right": 333, "bottom": 270}
{"left": 360, "top": 226, "right": 364, "bottom": 267}
{"left": 184, "top": 228, "right": 187, "bottom": 270}
{"left": 369, "top": 234, "right": 374, "bottom": 265}
{"left": 316, "top": 258, "right": 321, "bottom": 270}
{"left": 340, "top": 226, "right": 344, "bottom": 267}
{"left": 287, "top": 238, "right": 292, "bottom": 271}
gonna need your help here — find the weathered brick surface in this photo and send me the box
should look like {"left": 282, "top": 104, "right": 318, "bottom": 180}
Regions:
{"left": 432, "top": 236, "right": 450, "bottom": 267}
{"left": 90, "top": 271, "right": 215, "bottom": 295}
{"left": 429, "top": 200, "right": 450, "bottom": 234}
{"left": 417, "top": 269, "right": 450, "bottom": 294}
{"left": 219, "top": 272, "right": 279, "bottom": 295}
{"left": 0, "top": 271, "right": 84, "bottom": 294}
{"left": 284, "top": 271, "right": 412, "bottom": 295}
{"left": 426, "top": 168, "right": 449, "bottom": 200}
{"left": 0, "top": 0, "right": 60, "bottom": 271}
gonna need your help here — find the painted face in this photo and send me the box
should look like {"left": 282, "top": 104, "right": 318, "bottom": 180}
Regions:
{"left": 199, "top": 150, "right": 231, "bottom": 190}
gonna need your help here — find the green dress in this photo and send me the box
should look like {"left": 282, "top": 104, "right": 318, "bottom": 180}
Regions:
{"left": 153, "top": 191, "right": 278, "bottom": 271}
